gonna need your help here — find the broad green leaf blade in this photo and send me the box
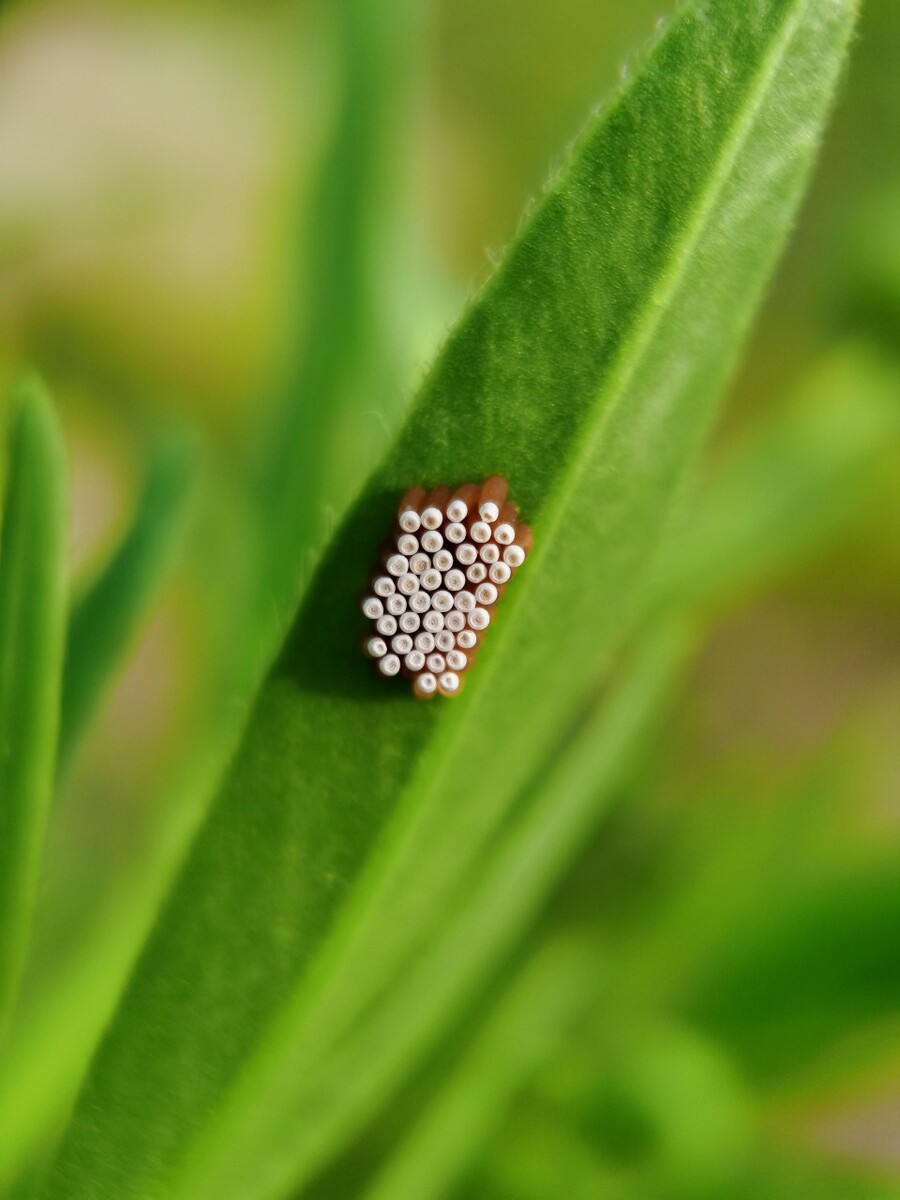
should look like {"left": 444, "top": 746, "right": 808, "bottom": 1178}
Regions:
{"left": 58, "top": 433, "right": 196, "bottom": 773}
{"left": 345, "top": 340, "right": 900, "bottom": 1178}
{"left": 299, "top": 342, "right": 898, "bottom": 1196}
{"left": 0, "top": 376, "right": 67, "bottom": 1033}
{"left": 165, "top": 621, "right": 687, "bottom": 1200}
{"left": 43, "top": 2, "right": 855, "bottom": 1198}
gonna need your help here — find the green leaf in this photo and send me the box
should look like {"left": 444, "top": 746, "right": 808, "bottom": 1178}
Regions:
{"left": 7, "top": 334, "right": 884, "bottom": 1200}
{"left": 723, "top": 1153, "right": 900, "bottom": 1200}
{"left": 41, "top": 2, "right": 855, "bottom": 1197}
{"left": 0, "top": 5, "right": 429, "bottom": 1184}
{"left": 477, "top": 1107, "right": 639, "bottom": 1200}
{"left": 547, "top": 1019, "right": 755, "bottom": 1196}
{"left": 602, "top": 744, "right": 900, "bottom": 1087}
{"left": 842, "top": 182, "right": 900, "bottom": 352}
{"left": 360, "top": 935, "right": 605, "bottom": 1200}
{"left": 0, "top": 376, "right": 67, "bottom": 1034}
{"left": 650, "top": 342, "right": 900, "bottom": 614}
{"left": 689, "top": 854, "right": 900, "bottom": 1080}
{"left": 168, "top": 621, "right": 685, "bottom": 1200}
{"left": 58, "top": 432, "right": 196, "bottom": 774}
{"left": 261, "top": 0, "right": 431, "bottom": 606}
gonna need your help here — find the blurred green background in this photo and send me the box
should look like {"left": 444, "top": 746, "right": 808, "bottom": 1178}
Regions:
{"left": 1, "top": 0, "right": 899, "bottom": 1194}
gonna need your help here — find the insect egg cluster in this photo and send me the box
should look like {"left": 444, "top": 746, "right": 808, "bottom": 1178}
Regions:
{"left": 361, "top": 477, "right": 532, "bottom": 698}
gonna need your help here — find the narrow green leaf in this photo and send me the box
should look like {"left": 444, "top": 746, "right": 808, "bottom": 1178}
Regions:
{"left": 478, "top": 1107, "right": 639, "bottom": 1200}
{"left": 457, "top": 341, "right": 900, "bottom": 716}
{"left": 690, "top": 858, "right": 900, "bottom": 1079}
{"left": 603, "top": 745, "right": 900, "bottom": 1088}
{"left": 361, "top": 935, "right": 604, "bottom": 1200}
{"left": 262, "top": 0, "right": 431, "bottom": 606}
{"left": 0, "top": 376, "right": 67, "bottom": 1034}
{"left": 42, "top": 2, "right": 855, "bottom": 1198}
{"left": 58, "top": 433, "right": 196, "bottom": 772}
{"left": 651, "top": 342, "right": 900, "bottom": 613}
{"left": 555, "top": 1019, "right": 754, "bottom": 1196}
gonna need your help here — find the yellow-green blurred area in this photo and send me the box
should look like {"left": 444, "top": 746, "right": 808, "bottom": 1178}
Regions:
{"left": 2, "top": 0, "right": 900, "bottom": 1194}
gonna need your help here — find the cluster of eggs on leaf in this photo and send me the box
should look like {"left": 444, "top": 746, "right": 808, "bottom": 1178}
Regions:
{"left": 361, "top": 477, "right": 531, "bottom": 698}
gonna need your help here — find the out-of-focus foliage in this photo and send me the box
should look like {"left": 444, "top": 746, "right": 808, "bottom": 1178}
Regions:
{"left": 0, "top": 0, "right": 898, "bottom": 1197}
{"left": 59, "top": 431, "right": 196, "bottom": 773}
{"left": 0, "top": 378, "right": 65, "bottom": 1032}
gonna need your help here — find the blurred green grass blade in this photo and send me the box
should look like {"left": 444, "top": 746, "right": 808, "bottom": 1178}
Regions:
{"left": 568, "top": 1020, "right": 754, "bottom": 1196}
{"left": 41, "top": 2, "right": 855, "bottom": 1197}
{"left": 477, "top": 1107, "right": 639, "bottom": 1200}
{"left": 362, "top": 936, "right": 604, "bottom": 1200}
{"left": 610, "top": 772, "right": 842, "bottom": 1021}
{"left": 608, "top": 749, "right": 900, "bottom": 1085}
{"left": 689, "top": 854, "right": 900, "bottom": 1080}
{"left": 758, "top": 1013, "right": 900, "bottom": 1135}
{"left": 842, "top": 181, "right": 900, "bottom": 352}
{"left": 58, "top": 433, "right": 196, "bottom": 773}
{"left": 263, "top": 0, "right": 430, "bottom": 604}
{"left": 0, "top": 377, "right": 66, "bottom": 1033}
{"left": 0, "top": 477, "right": 266, "bottom": 1191}
{"left": 651, "top": 342, "right": 900, "bottom": 613}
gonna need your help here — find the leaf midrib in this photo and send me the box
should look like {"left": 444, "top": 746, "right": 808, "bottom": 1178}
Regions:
{"left": 164, "top": 0, "right": 815, "bottom": 1187}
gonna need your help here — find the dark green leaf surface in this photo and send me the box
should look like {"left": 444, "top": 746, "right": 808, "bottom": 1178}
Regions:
{"left": 43, "top": 2, "right": 855, "bottom": 1197}
{"left": 58, "top": 433, "right": 195, "bottom": 773}
{"left": 0, "top": 377, "right": 67, "bottom": 1033}
{"left": 246, "top": 622, "right": 686, "bottom": 1200}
